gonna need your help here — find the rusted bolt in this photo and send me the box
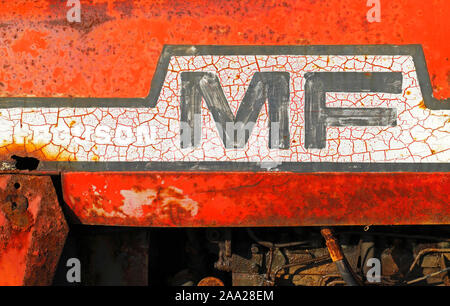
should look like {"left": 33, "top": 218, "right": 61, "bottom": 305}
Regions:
{"left": 1, "top": 194, "right": 32, "bottom": 230}
{"left": 5, "top": 194, "right": 28, "bottom": 212}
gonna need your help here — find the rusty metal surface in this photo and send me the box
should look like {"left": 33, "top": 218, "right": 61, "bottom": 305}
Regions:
{"left": 197, "top": 276, "right": 224, "bottom": 286}
{"left": 0, "top": 1, "right": 448, "bottom": 230}
{"left": 0, "top": 175, "right": 68, "bottom": 285}
{"left": 0, "top": 1, "right": 448, "bottom": 287}
{"left": 230, "top": 231, "right": 340, "bottom": 286}
{"left": 228, "top": 228, "right": 450, "bottom": 286}
{"left": 320, "top": 228, "right": 344, "bottom": 262}
{"left": 321, "top": 228, "right": 360, "bottom": 285}
{"left": 62, "top": 172, "right": 449, "bottom": 226}
{"left": 406, "top": 248, "right": 450, "bottom": 276}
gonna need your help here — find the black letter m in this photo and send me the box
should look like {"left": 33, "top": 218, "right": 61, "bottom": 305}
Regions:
{"left": 180, "top": 72, "right": 290, "bottom": 149}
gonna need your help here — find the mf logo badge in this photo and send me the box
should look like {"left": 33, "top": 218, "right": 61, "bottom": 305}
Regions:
{"left": 0, "top": 45, "right": 448, "bottom": 172}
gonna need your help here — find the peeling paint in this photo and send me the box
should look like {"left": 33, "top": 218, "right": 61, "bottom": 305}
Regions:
{"left": 62, "top": 172, "right": 449, "bottom": 227}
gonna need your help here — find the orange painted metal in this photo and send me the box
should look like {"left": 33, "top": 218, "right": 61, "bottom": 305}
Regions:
{"left": 0, "top": 0, "right": 448, "bottom": 106}
{"left": 62, "top": 172, "right": 449, "bottom": 226}
{"left": 198, "top": 276, "right": 225, "bottom": 286}
{"left": 0, "top": 175, "right": 68, "bottom": 285}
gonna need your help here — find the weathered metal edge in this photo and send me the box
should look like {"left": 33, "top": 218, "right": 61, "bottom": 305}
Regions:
{"left": 39, "top": 161, "right": 450, "bottom": 172}
{"left": 0, "top": 44, "right": 447, "bottom": 110}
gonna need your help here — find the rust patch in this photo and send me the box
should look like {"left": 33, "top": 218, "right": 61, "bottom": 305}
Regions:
{"left": 418, "top": 100, "right": 427, "bottom": 109}
{"left": 46, "top": 1, "right": 115, "bottom": 34}
{"left": 197, "top": 276, "right": 224, "bottom": 286}
{"left": 113, "top": 0, "right": 134, "bottom": 16}
{"left": 0, "top": 142, "right": 77, "bottom": 162}
{"left": 0, "top": 175, "right": 68, "bottom": 285}
{"left": 87, "top": 185, "right": 199, "bottom": 225}
{"left": 0, "top": 178, "right": 33, "bottom": 230}
{"left": 0, "top": 194, "right": 33, "bottom": 230}
{"left": 68, "top": 181, "right": 200, "bottom": 226}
